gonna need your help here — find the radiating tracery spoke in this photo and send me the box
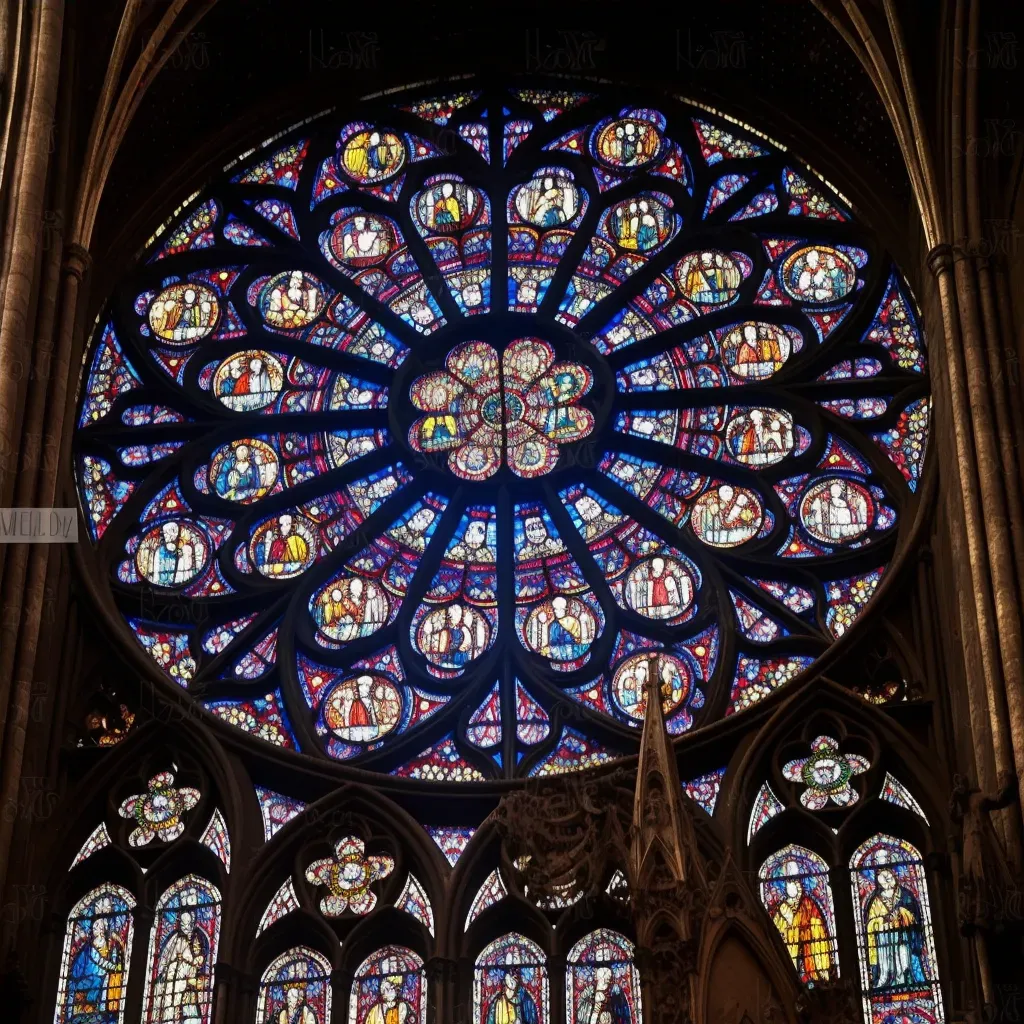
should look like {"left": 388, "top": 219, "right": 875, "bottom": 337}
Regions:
{"left": 73, "top": 84, "right": 929, "bottom": 781}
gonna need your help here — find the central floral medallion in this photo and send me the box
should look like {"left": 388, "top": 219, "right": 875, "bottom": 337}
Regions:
{"left": 408, "top": 337, "right": 595, "bottom": 480}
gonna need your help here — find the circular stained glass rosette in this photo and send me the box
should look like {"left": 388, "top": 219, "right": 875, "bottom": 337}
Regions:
{"left": 73, "top": 85, "right": 929, "bottom": 782}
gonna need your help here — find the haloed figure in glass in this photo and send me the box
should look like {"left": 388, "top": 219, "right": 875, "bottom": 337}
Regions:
{"left": 577, "top": 966, "right": 632, "bottom": 1024}
{"left": 865, "top": 866, "right": 927, "bottom": 989}
{"left": 772, "top": 861, "right": 834, "bottom": 983}
{"left": 363, "top": 975, "right": 415, "bottom": 1024}
{"left": 65, "top": 898, "right": 129, "bottom": 1023}
{"left": 278, "top": 986, "right": 319, "bottom": 1024}
{"left": 487, "top": 972, "right": 539, "bottom": 1024}
{"left": 151, "top": 909, "right": 209, "bottom": 1023}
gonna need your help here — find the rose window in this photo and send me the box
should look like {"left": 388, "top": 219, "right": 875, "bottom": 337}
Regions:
{"left": 73, "top": 84, "right": 930, "bottom": 783}
{"left": 408, "top": 339, "right": 595, "bottom": 480}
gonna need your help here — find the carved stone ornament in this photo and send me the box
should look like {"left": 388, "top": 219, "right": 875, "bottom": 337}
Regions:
{"left": 949, "top": 770, "right": 1023, "bottom": 934}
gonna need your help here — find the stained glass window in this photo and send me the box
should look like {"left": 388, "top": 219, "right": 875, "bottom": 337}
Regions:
{"left": 748, "top": 782, "right": 785, "bottom": 842}
{"left": 759, "top": 845, "right": 839, "bottom": 985}
{"left": 142, "top": 875, "right": 221, "bottom": 1024}
{"left": 257, "top": 879, "right": 300, "bottom": 936}
{"left": 349, "top": 947, "right": 426, "bottom": 1024}
{"left": 256, "top": 948, "right": 332, "bottom": 1024}
{"left": 55, "top": 885, "right": 135, "bottom": 1024}
{"left": 199, "top": 809, "right": 231, "bottom": 871}
{"left": 682, "top": 767, "right": 726, "bottom": 815}
{"left": 566, "top": 929, "right": 643, "bottom": 1024}
{"left": 118, "top": 771, "right": 200, "bottom": 847}
{"left": 73, "top": 85, "right": 928, "bottom": 785}
{"left": 254, "top": 786, "right": 305, "bottom": 841}
{"left": 474, "top": 934, "right": 549, "bottom": 1024}
{"left": 71, "top": 824, "right": 112, "bottom": 867}
{"left": 465, "top": 868, "right": 508, "bottom": 930}
{"left": 850, "top": 835, "right": 944, "bottom": 1024}
{"left": 425, "top": 824, "right": 475, "bottom": 866}
{"left": 782, "top": 736, "right": 870, "bottom": 809}
{"left": 395, "top": 873, "right": 435, "bottom": 935}
{"left": 880, "top": 774, "right": 929, "bottom": 823}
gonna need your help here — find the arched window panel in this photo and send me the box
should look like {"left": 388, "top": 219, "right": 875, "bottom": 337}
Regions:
{"left": 759, "top": 845, "right": 839, "bottom": 986}
{"left": 566, "top": 928, "right": 643, "bottom": 1024}
{"left": 474, "top": 933, "right": 549, "bottom": 1024}
{"left": 850, "top": 834, "right": 945, "bottom": 1024}
{"left": 55, "top": 885, "right": 135, "bottom": 1024}
{"left": 349, "top": 946, "right": 426, "bottom": 1024}
{"left": 256, "top": 947, "right": 332, "bottom": 1024}
{"left": 73, "top": 85, "right": 930, "bottom": 786}
{"left": 142, "top": 875, "right": 222, "bottom": 1024}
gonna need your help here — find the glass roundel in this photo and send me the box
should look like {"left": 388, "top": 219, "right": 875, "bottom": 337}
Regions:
{"left": 74, "top": 84, "right": 930, "bottom": 782}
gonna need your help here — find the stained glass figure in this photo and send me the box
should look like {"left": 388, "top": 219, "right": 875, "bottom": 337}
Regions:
{"left": 748, "top": 782, "right": 785, "bottom": 843}
{"left": 880, "top": 775, "right": 929, "bottom": 823}
{"left": 759, "top": 846, "right": 838, "bottom": 985}
{"left": 474, "top": 934, "right": 548, "bottom": 1024}
{"left": 850, "top": 835, "right": 945, "bottom": 1024}
{"left": 350, "top": 947, "right": 425, "bottom": 1024}
{"left": 413, "top": 506, "right": 499, "bottom": 674}
{"left": 395, "top": 873, "right": 435, "bottom": 935}
{"left": 256, "top": 949, "right": 332, "bottom": 1024}
{"left": 256, "top": 879, "right": 300, "bottom": 935}
{"left": 254, "top": 786, "right": 306, "bottom": 841}
{"left": 142, "top": 876, "right": 221, "bottom": 1024}
{"left": 73, "top": 85, "right": 929, "bottom": 787}
{"left": 782, "top": 736, "right": 870, "bottom": 809}
{"left": 199, "top": 809, "right": 231, "bottom": 871}
{"left": 566, "top": 929, "right": 642, "bottom": 1024}
{"left": 305, "top": 836, "right": 394, "bottom": 916}
{"left": 465, "top": 869, "right": 508, "bottom": 930}
{"left": 118, "top": 771, "right": 200, "bottom": 847}
{"left": 425, "top": 824, "right": 475, "bottom": 867}
{"left": 55, "top": 885, "right": 135, "bottom": 1024}
{"left": 71, "top": 823, "right": 112, "bottom": 867}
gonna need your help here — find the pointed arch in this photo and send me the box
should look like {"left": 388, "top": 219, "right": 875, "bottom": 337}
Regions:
{"left": 758, "top": 844, "right": 838, "bottom": 985}
{"left": 474, "top": 933, "right": 548, "bottom": 1024}
{"left": 566, "top": 928, "right": 642, "bottom": 1024}
{"left": 54, "top": 884, "right": 136, "bottom": 1024}
{"left": 849, "top": 834, "right": 944, "bottom": 1024}
{"left": 142, "top": 874, "right": 223, "bottom": 1024}
{"left": 349, "top": 946, "right": 425, "bottom": 1024}
{"left": 256, "top": 947, "right": 332, "bottom": 1024}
